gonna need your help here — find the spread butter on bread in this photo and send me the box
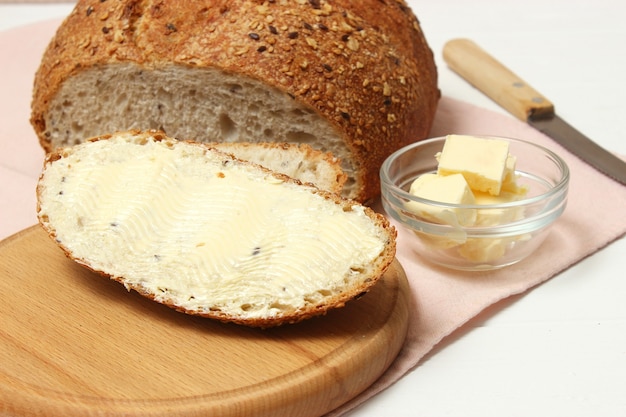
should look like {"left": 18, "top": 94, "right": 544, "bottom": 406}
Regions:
{"left": 36, "top": 130, "right": 397, "bottom": 327}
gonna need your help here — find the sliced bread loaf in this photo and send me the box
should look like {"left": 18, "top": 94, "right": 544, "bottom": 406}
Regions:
{"left": 30, "top": 0, "right": 439, "bottom": 203}
{"left": 36, "top": 130, "right": 397, "bottom": 327}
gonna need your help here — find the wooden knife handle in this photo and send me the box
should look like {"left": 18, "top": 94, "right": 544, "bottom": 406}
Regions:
{"left": 442, "top": 38, "right": 555, "bottom": 121}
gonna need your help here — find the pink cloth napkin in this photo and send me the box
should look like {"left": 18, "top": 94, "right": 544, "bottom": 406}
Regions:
{"left": 2, "top": 19, "right": 625, "bottom": 416}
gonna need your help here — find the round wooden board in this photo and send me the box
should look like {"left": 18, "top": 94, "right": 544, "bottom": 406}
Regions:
{"left": 0, "top": 226, "right": 410, "bottom": 417}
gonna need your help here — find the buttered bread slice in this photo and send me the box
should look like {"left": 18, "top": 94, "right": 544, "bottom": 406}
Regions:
{"left": 36, "top": 130, "right": 396, "bottom": 327}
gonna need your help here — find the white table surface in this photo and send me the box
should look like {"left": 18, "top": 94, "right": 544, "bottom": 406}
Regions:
{"left": 1, "top": 1, "right": 625, "bottom": 416}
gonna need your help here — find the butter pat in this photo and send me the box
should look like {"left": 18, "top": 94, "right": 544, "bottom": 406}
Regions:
{"left": 501, "top": 154, "right": 526, "bottom": 194}
{"left": 457, "top": 237, "right": 509, "bottom": 264}
{"left": 473, "top": 191, "right": 526, "bottom": 226}
{"left": 458, "top": 233, "right": 531, "bottom": 263}
{"left": 406, "top": 173, "right": 476, "bottom": 226}
{"left": 437, "top": 135, "right": 510, "bottom": 196}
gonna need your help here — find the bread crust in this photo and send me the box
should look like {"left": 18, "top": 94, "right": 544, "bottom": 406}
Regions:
{"left": 37, "top": 130, "right": 397, "bottom": 328}
{"left": 31, "top": 0, "right": 439, "bottom": 203}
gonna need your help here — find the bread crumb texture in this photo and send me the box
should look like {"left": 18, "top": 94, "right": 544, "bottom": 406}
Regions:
{"left": 209, "top": 141, "right": 347, "bottom": 194}
{"left": 36, "top": 130, "right": 397, "bottom": 327}
{"left": 31, "top": 0, "right": 439, "bottom": 203}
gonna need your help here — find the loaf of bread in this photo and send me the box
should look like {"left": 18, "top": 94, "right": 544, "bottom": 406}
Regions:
{"left": 30, "top": 0, "right": 439, "bottom": 203}
{"left": 211, "top": 141, "right": 346, "bottom": 194}
{"left": 36, "top": 130, "right": 397, "bottom": 327}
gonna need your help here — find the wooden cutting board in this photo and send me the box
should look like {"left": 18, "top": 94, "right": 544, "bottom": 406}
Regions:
{"left": 0, "top": 226, "right": 410, "bottom": 417}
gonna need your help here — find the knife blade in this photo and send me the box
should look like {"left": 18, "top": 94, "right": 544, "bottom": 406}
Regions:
{"left": 442, "top": 38, "right": 626, "bottom": 186}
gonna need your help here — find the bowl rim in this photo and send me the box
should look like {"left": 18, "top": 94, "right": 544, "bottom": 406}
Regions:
{"left": 380, "top": 135, "right": 570, "bottom": 210}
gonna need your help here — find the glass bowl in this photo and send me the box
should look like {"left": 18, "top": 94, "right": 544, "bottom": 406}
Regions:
{"left": 380, "top": 136, "right": 570, "bottom": 271}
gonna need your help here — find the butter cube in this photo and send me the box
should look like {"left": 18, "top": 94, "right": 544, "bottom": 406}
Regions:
{"left": 501, "top": 154, "right": 528, "bottom": 194}
{"left": 414, "top": 229, "right": 467, "bottom": 249}
{"left": 458, "top": 233, "right": 531, "bottom": 264}
{"left": 473, "top": 191, "right": 526, "bottom": 226}
{"left": 437, "top": 135, "right": 510, "bottom": 196}
{"left": 458, "top": 237, "right": 509, "bottom": 263}
{"left": 406, "top": 173, "right": 476, "bottom": 226}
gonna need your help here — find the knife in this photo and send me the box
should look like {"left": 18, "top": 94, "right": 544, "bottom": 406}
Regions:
{"left": 442, "top": 38, "right": 626, "bottom": 186}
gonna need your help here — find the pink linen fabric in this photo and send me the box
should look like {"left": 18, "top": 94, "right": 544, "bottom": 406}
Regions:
{"left": 1, "top": 19, "right": 625, "bottom": 417}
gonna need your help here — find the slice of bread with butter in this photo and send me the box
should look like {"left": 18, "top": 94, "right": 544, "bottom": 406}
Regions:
{"left": 36, "top": 130, "right": 396, "bottom": 327}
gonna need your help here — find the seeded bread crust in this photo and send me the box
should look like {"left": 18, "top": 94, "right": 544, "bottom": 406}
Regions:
{"left": 36, "top": 130, "right": 397, "bottom": 328}
{"left": 30, "top": 0, "right": 439, "bottom": 203}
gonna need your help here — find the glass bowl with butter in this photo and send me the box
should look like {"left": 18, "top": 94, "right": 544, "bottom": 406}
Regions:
{"left": 380, "top": 135, "right": 569, "bottom": 271}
